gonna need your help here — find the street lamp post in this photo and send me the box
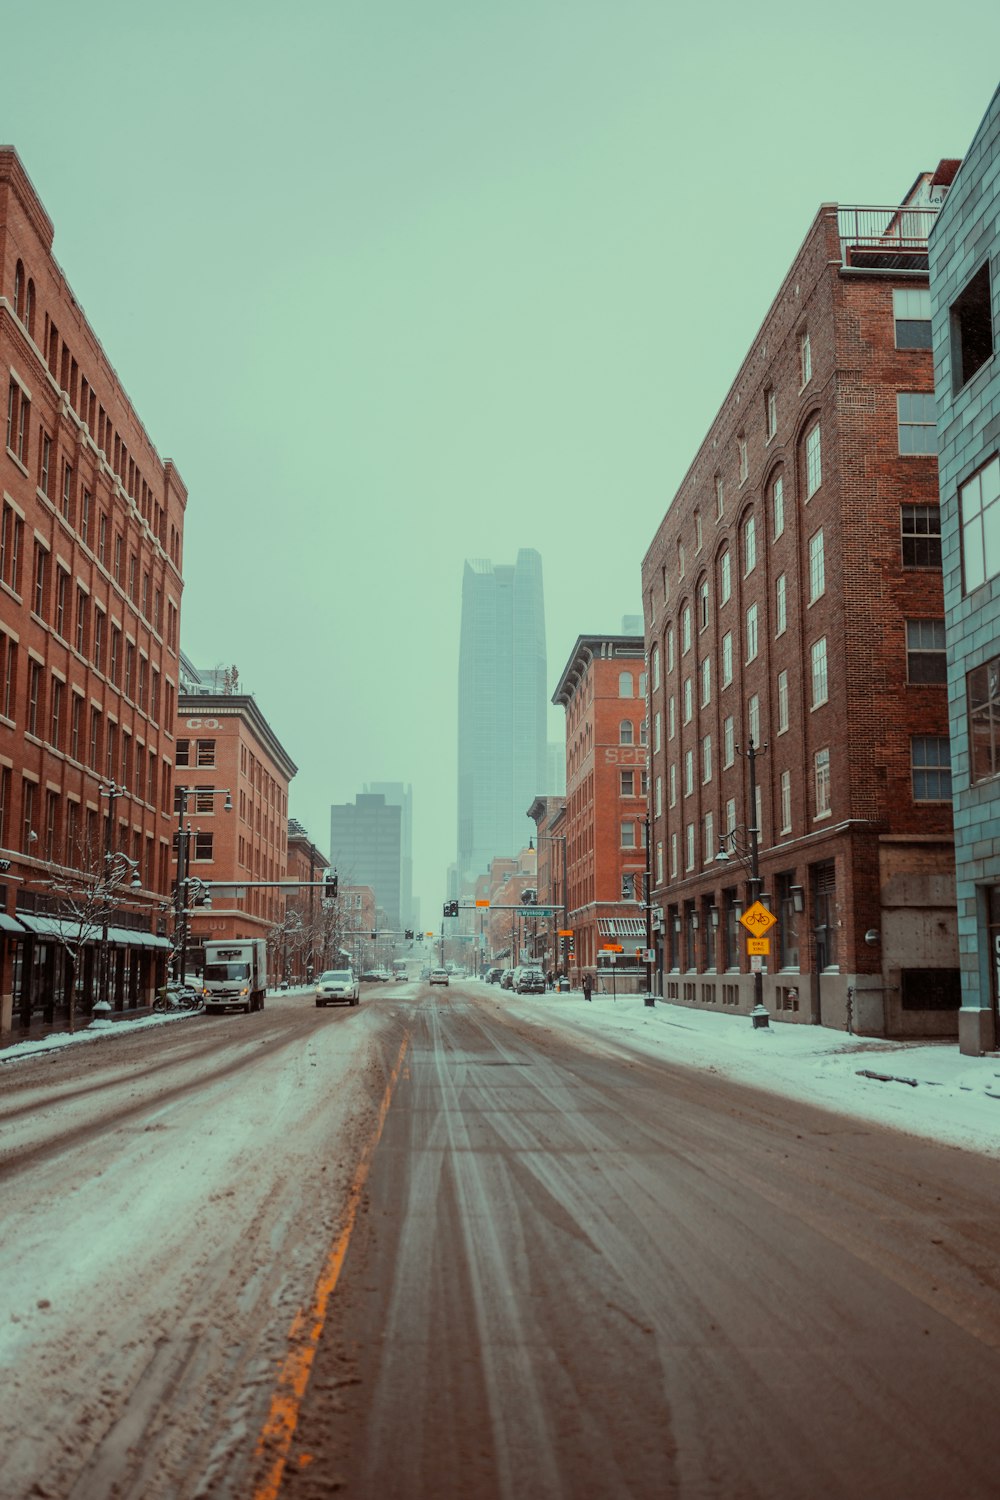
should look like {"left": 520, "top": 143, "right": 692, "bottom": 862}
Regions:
{"left": 714, "top": 738, "right": 768, "bottom": 1027}
{"left": 173, "top": 784, "right": 232, "bottom": 985}
{"left": 96, "top": 780, "right": 142, "bottom": 1015}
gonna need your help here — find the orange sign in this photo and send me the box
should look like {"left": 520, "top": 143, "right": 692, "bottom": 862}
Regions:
{"left": 602, "top": 943, "right": 624, "bottom": 952}
{"left": 747, "top": 937, "right": 770, "bottom": 956}
{"left": 475, "top": 899, "right": 490, "bottom": 907}
{"left": 739, "top": 900, "right": 777, "bottom": 936}
{"left": 558, "top": 928, "right": 573, "bottom": 937}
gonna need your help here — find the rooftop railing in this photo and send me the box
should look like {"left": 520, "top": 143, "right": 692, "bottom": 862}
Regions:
{"left": 837, "top": 205, "right": 939, "bottom": 273}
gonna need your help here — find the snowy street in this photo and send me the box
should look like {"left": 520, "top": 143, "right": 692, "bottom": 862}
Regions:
{"left": 3, "top": 981, "right": 1000, "bottom": 1499}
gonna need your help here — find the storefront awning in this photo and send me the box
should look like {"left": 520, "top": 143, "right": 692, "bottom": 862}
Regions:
{"left": 12, "top": 915, "right": 170, "bottom": 948}
{"left": 0, "top": 913, "right": 26, "bottom": 933}
{"left": 106, "top": 927, "right": 171, "bottom": 949}
{"left": 13, "top": 913, "right": 96, "bottom": 940}
{"left": 597, "top": 916, "right": 646, "bottom": 938}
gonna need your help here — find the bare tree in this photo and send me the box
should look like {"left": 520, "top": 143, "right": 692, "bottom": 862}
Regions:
{"left": 38, "top": 845, "right": 143, "bottom": 1033}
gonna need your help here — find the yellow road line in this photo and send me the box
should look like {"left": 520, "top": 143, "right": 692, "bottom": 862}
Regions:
{"left": 252, "top": 1033, "right": 410, "bottom": 1500}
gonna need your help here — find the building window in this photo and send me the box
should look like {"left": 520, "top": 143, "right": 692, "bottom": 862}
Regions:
{"left": 893, "top": 287, "right": 932, "bottom": 350}
{"left": 960, "top": 455, "right": 1000, "bottom": 594}
{"left": 655, "top": 775, "right": 662, "bottom": 816}
{"left": 800, "top": 329, "right": 812, "bottom": 387}
{"left": 743, "top": 512, "right": 757, "bottom": 575}
{"left": 619, "top": 719, "right": 635, "bottom": 746}
{"left": 654, "top": 711, "right": 661, "bottom": 751}
{"left": 805, "top": 422, "right": 822, "bottom": 497}
{"left": 618, "top": 671, "right": 634, "bottom": 698}
{"left": 702, "top": 734, "right": 712, "bottom": 783}
{"left": 901, "top": 504, "right": 942, "bottom": 568}
{"left": 765, "top": 386, "right": 777, "bottom": 441}
{"left": 808, "top": 528, "right": 825, "bottom": 603}
{"left": 666, "top": 624, "right": 675, "bottom": 673}
{"left": 685, "top": 823, "right": 695, "bottom": 871}
{"left": 657, "top": 841, "right": 664, "bottom": 884}
{"left": 651, "top": 644, "right": 660, "bottom": 690}
{"left": 683, "top": 677, "right": 692, "bottom": 723}
{"left": 950, "top": 261, "right": 994, "bottom": 392}
{"left": 196, "top": 738, "right": 216, "bottom": 767}
{"left": 745, "top": 603, "right": 759, "bottom": 663}
{"left": 723, "top": 715, "right": 734, "bottom": 768}
{"left": 684, "top": 749, "right": 694, "bottom": 796}
{"left": 668, "top": 697, "right": 675, "bottom": 738}
{"left": 32, "top": 543, "right": 47, "bottom": 618}
{"left": 777, "top": 669, "right": 789, "bottom": 733}
{"left": 194, "top": 832, "right": 214, "bottom": 861}
{"left": 715, "top": 473, "right": 724, "bottom": 518}
{"left": 621, "top": 821, "right": 636, "bottom": 849}
{"left": 639, "top": 718, "right": 647, "bottom": 746}
{"left": 620, "top": 770, "right": 635, "bottom": 797}
{"left": 697, "top": 576, "right": 709, "bottom": 631}
{"left": 668, "top": 763, "right": 677, "bottom": 807}
{"left": 748, "top": 693, "right": 760, "bottom": 749}
{"left": 968, "top": 657, "right": 1000, "bottom": 783}
{"left": 738, "top": 433, "right": 748, "bottom": 483}
{"left": 722, "top": 631, "right": 733, "bottom": 687}
{"left": 677, "top": 539, "right": 685, "bottom": 578}
{"left": 27, "top": 660, "right": 42, "bottom": 736}
{"left": 703, "top": 811, "right": 715, "bottom": 864}
{"left": 897, "top": 392, "right": 937, "bottom": 455}
{"left": 700, "top": 655, "right": 711, "bottom": 706}
{"left": 906, "top": 619, "right": 947, "bottom": 683}
{"left": 681, "top": 603, "right": 692, "bottom": 654}
{"left": 811, "top": 637, "right": 828, "bottom": 707}
{"left": 775, "top": 572, "right": 787, "bottom": 635}
{"left": 718, "top": 548, "right": 731, "bottom": 605}
{"left": 911, "top": 736, "right": 952, "bottom": 801}
{"left": 779, "top": 770, "right": 791, "bottom": 834}
{"left": 694, "top": 509, "right": 703, "bottom": 553}
{"left": 814, "top": 748, "right": 831, "bottom": 818}
{"left": 771, "top": 474, "right": 784, "bottom": 538}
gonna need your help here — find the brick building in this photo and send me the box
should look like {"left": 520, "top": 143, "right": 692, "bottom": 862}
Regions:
{"left": 929, "top": 86, "right": 1000, "bottom": 1054}
{"left": 552, "top": 636, "right": 650, "bottom": 988}
{"left": 642, "top": 170, "right": 960, "bottom": 1037}
{"left": 173, "top": 687, "right": 296, "bottom": 974}
{"left": 1, "top": 147, "right": 185, "bottom": 1034}
{"left": 526, "top": 794, "right": 567, "bottom": 974}
{"left": 284, "top": 817, "right": 329, "bottom": 983}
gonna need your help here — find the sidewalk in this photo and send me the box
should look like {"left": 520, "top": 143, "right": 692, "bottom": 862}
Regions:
{"left": 496, "top": 987, "right": 1000, "bottom": 1157}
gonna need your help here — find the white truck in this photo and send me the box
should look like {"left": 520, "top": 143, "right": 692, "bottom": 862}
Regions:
{"left": 200, "top": 938, "right": 267, "bottom": 1014}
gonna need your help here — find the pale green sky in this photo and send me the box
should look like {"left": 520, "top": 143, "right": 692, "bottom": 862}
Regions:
{"left": 3, "top": 1, "right": 997, "bottom": 915}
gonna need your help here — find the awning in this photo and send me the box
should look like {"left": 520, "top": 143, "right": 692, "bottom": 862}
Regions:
{"left": 0, "top": 913, "right": 26, "bottom": 933}
{"left": 13, "top": 913, "right": 96, "bottom": 940}
{"left": 597, "top": 916, "right": 647, "bottom": 938}
{"left": 106, "top": 927, "right": 171, "bottom": 950}
{"left": 13, "top": 915, "right": 170, "bottom": 948}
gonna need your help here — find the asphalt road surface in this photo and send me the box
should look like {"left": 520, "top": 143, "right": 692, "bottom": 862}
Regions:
{"left": 3, "top": 980, "right": 1000, "bottom": 1500}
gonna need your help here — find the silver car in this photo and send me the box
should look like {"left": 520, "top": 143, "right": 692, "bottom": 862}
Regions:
{"left": 315, "top": 968, "right": 360, "bottom": 1007}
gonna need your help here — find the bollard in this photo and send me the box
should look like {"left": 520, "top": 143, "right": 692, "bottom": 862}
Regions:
{"left": 644, "top": 993, "right": 655, "bottom": 1008}
{"left": 89, "top": 1000, "right": 114, "bottom": 1030}
{"left": 750, "top": 1004, "right": 770, "bottom": 1030}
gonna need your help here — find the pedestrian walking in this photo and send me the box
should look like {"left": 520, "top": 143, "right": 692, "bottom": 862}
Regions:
{"left": 582, "top": 972, "right": 593, "bottom": 1003}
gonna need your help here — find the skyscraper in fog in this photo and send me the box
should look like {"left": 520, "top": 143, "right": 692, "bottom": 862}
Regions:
{"left": 457, "top": 549, "right": 547, "bottom": 883}
{"left": 330, "top": 793, "right": 401, "bottom": 929}
{"left": 364, "top": 782, "right": 413, "bottom": 929}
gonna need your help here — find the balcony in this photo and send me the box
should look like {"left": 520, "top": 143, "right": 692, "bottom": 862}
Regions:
{"left": 837, "top": 205, "right": 939, "bottom": 274}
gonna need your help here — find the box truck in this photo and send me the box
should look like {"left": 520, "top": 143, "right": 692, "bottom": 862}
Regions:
{"left": 201, "top": 938, "right": 267, "bottom": 1014}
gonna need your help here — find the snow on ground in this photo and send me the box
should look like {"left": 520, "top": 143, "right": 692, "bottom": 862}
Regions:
{"left": 495, "top": 986, "right": 1000, "bottom": 1157}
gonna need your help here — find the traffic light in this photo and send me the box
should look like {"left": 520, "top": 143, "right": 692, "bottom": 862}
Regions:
{"left": 324, "top": 872, "right": 339, "bottom": 897}
{"left": 370, "top": 931, "right": 378, "bottom": 941}
{"left": 443, "top": 900, "right": 459, "bottom": 918}
{"left": 520, "top": 887, "right": 537, "bottom": 906}
{"left": 404, "top": 929, "right": 414, "bottom": 940}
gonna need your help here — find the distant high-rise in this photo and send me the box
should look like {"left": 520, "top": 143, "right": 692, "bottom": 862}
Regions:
{"left": 330, "top": 794, "right": 402, "bottom": 930}
{"left": 364, "top": 782, "right": 413, "bottom": 929}
{"left": 458, "top": 549, "right": 547, "bottom": 882}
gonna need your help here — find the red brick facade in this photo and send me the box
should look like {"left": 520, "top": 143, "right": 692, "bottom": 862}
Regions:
{"left": 174, "top": 694, "right": 296, "bottom": 971}
{"left": 641, "top": 185, "right": 956, "bottom": 1036}
{"left": 553, "top": 636, "right": 650, "bottom": 985}
{"left": 1, "top": 148, "right": 186, "bottom": 1032}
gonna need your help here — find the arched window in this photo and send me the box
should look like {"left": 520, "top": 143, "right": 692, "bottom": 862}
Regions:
{"left": 681, "top": 603, "right": 692, "bottom": 654}
{"left": 618, "top": 671, "right": 634, "bottom": 698}
{"left": 620, "top": 720, "right": 635, "bottom": 746}
{"left": 718, "top": 548, "right": 731, "bottom": 605}
{"left": 25, "top": 279, "right": 35, "bottom": 337}
{"left": 651, "top": 643, "right": 660, "bottom": 691}
{"left": 13, "top": 260, "right": 24, "bottom": 319}
{"left": 742, "top": 511, "right": 757, "bottom": 575}
{"left": 639, "top": 719, "right": 648, "bottom": 746}
{"left": 697, "top": 574, "right": 709, "bottom": 631}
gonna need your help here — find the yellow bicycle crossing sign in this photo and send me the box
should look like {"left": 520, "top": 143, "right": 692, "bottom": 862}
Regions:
{"left": 739, "top": 900, "right": 777, "bottom": 936}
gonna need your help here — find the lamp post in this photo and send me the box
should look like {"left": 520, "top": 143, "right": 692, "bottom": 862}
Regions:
{"left": 96, "top": 780, "right": 142, "bottom": 1014}
{"left": 529, "top": 832, "right": 568, "bottom": 983}
{"left": 714, "top": 738, "right": 768, "bottom": 1027}
{"left": 173, "top": 784, "right": 231, "bottom": 985}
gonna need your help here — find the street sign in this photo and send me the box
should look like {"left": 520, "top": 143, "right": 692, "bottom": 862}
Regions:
{"left": 558, "top": 928, "right": 573, "bottom": 937}
{"left": 747, "top": 937, "right": 770, "bottom": 956}
{"left": 475, "top": 899, "right": 490, "bottom": 907}
{"left": 602, "top": 943, "right": 624, "bottom": 952}
{"left": 750, "top": 955, "right": 764, "bottom": 972}
{"left": 739, "top": 900, "right": 777, "bottom": 936}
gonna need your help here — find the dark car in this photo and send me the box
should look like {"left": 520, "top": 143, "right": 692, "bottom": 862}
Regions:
{"left": 516, "top": 968, "right": 546, "bottom": 994}
{"left": 500, "top": 969, "right": 516, "bottom": 990}
{"left": 486, "top": 966, "right": 504, "bottom": 984}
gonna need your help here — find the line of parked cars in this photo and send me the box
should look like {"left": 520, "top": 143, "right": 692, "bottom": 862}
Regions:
{"left": 486, "top": 965, "right": 545, "bottom": 994}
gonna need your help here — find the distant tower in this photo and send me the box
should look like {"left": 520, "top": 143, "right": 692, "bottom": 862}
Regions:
{"left": 365, "top": 782, "right": 413, "bottom": 929}
{"left": 330, "top": 793, "right": 402, "bottom": 930}
{"left": 457, "top": 549, "right": 547, "bottom": 882}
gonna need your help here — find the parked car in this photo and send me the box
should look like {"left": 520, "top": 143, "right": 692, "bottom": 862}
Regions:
{"left": 500, "top": 969, "right": 516, "bottom": 990}
{"left": 486, "top": 966, "right": 504, "bottom": 984}
{"left": 429, "top": 968, "right": 450, "bottom": 986}
{"left": 315, "top": 968, "right": 360, "bottom": 1007}
{"left": 516, "top": 968, "right": 546, "bottom": 995}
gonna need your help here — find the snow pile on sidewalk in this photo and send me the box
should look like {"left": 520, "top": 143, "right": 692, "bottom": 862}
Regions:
{"left": 500, "top": 988, "right": 1000, "bottom": 1156}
